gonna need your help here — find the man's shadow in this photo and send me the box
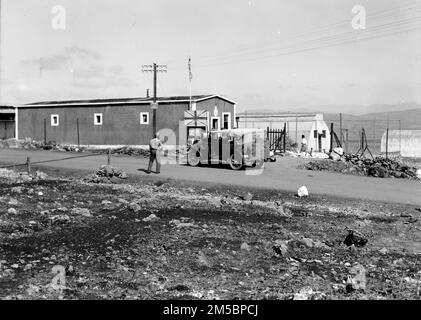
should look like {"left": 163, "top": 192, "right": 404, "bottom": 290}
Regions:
{"left": 137, "top": 168, "right": 150, "bottom": 173}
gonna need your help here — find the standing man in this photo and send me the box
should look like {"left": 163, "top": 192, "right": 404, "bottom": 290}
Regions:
{"left": 147, "top": 133, "right": 162, "bottom": 174}
{"left": 300, "top": 134, "right": 308, "bottom": 153}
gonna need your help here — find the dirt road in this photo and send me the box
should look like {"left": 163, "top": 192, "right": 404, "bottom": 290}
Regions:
{"left": 1, "top": 148, "right": 420, "bottom": 205}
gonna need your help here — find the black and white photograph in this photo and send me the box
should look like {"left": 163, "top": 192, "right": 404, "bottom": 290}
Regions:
{"left": 0, "top": 0, "right": 420, "bottom": 310}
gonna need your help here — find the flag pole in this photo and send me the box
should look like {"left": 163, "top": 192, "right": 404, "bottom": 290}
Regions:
{"left": 189, "top": 79, "right": 192, "bottom": 110}
{"left": 188, "top": 56, "right": 192, "bottom": 111}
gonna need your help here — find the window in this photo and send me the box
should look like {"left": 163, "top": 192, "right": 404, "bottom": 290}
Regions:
{"left": 314, "top": 130, "right": 318, "bottom": 138}
{"left": 211, "top": 117, "right": 220, "bottom": 130}
{"left": 51, "top": 114, "right": 59, "bottom": 126}
{"left": 322, "top": 130, "right": 326, "bottom": 138}
{"left": 94, "top": 113, "right": 103, "bottom": 125}
{"left": 222, "top": 112, "right": 231, "bottom": 130}
{"left": 140, "top": 112, "right": 149, "bottom": 124}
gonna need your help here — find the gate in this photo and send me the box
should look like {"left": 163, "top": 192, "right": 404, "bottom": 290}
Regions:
{"left": 266, "top": 123, "right": 286, "bottom": 152}
{"left": 0, "top": 120, "right": 15, "bottom": 140}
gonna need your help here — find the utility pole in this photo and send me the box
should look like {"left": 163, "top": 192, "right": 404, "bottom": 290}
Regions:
{"left": 339, "top": 113, "right": 343, "bottom": 146}
{"left": 0, "top": 0, "right": 2, "bottom": 103}
{"left": 142, "top": 63, "right": 167, "bottom": 135}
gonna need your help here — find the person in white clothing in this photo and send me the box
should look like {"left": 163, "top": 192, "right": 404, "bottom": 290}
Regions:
{"left": 300, "top": 134, "right": 307, "bottom": 153}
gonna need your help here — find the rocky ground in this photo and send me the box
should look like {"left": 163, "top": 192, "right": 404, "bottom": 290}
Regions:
{"left": 0, "top": 167, "right": 420, "bottom": 300}
{"left": 303, "top": 154, "right": 421, "bottom": 180}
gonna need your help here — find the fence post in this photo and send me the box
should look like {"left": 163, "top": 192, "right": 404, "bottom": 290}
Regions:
{"left": 107, "top": 149, "right": 111, "bottom": 165}
{"left": 345, "top": 129, "right": 349, "bottom": 154}
{"left": 339, "top": 113, "right": 343, "bottom": 146}
{"left": 77, "top": 118, "right": 80, "bottom": 148}
{"left": 44, "top": 118, "right": 47, "bottom": 144}
{"left": 26, "top": 157, "right": 31, "bottom": 174}
{"left": 385, "top": 127, "right": 389, "bottom": 159}
{"left": 283, "top": 122, "right": 286, "bottom": 152}
{"left": 329, "top": 123, "right": 333, "bottom": 152}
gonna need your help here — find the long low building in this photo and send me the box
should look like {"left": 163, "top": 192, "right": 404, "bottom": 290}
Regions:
{"left": 237, "top": 112, "right": 331, "bottom": 153}
{"left": 1, "top": 95, "right": 237, "bottom": 147}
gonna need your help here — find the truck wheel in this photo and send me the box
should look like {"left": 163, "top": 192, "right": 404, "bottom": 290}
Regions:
{"left": 229, "top": 154, "right": 243, "bottom": 170}
{"left": 187, "top": 149, "right": 201, "bottom": 166}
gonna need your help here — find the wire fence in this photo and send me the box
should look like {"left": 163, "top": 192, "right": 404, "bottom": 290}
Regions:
{"left": 239, "top": 115, "right": 417, "bottom": 156}
{"left": 0, "top": 149, "right": 113, "bottom": 172}
{"left": 328, "top": 118, "right": 403, "bottom": 155}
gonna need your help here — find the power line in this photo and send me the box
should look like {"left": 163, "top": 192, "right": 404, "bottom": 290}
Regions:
{"left": 190, "top": 18, "right": 421, "bottom": 68}
{"left": 197, "top": 1, "right": 421, "bottom": 64}
{"left": 167, "top": 2, "right": 420, "bottom": 70}
{"left": 196, "top": 16, "right": 421, "bottom": 67}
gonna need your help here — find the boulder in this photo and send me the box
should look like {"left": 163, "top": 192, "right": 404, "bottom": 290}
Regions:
{"left": 297, "top": 186, "right": 309, "bottom": 197}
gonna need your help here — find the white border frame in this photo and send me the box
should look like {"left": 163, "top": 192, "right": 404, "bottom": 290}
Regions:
{"left": 211, "top": 117, "right": 220, "bottom": 131}
{"left": 94, "top": 113, "right": 103, "bottom": 125}
{"left": 140, "top": 112, "right": 149, "bottom": 124}
{"left": 51, "top": 114, "right": 59, "bottom": 126}
{"left": 222, "top": 112, "right": 231, "bottom": 130}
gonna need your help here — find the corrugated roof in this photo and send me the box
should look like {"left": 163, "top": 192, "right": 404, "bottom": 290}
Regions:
{"left": 21, "top": 94, "right": 237, "bottom": 107}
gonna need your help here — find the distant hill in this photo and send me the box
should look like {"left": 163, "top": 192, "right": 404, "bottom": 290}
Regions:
{"left": 241, "top": 102, "right": 421, "bottom": 116}
{"left": 324, "top": 108, "right": 421, "bottom": 130}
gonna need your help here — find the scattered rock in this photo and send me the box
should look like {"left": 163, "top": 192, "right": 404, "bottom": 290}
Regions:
{"left": 379, "top": 247, "right": 388, "bottom": 255}
{"left": 197, "top": 251, "right": 210, "bottom": 268}
{"left": 83, "top": 165, "right": 128, "bottom": 183}
{"left": 240, "top": 242, "right": 251, "bottom": 251}
{"left": 71, "top": 207, "right": 92, "bottom": 217}
{"left": 142, "top": 214, "right": 160, "bottom": 222}
{"left": 11, "top": 186, "right": 23, "bottom": 193}
{"left": 169, "top": 284, "right": 190, "bottom": 291}
{"left": 306, "top": 154, "right": 420, "bottom": 180}
{"left": 297, "top": 186, "right": 309, "bottom": 197}
{"left": 50, "top": 214, "right": 71, "bottom": 225}
{"left": 101, "top": 200, "right": 112, "bottom": 205}
{"left": 293, "top": 287, "right": 325, "bottom": 300}
{"left": 346, "top": 263, "right": 367, "bottom": 292}
{"left": 343, "top": 230, "right": 368, "bottom": 247}
{"left": 7, "top": 208, "right": 17, "bottom": 215}
{"left": 272, "top": 240, "right": 289, "bottom": 256}
{"left": 296, "top": 236, "right": 331, "bottom": 250}
{"left": 8, "top": 198, "right": 19, "bottom": 206}
{"left": 169, "top": 219, "right": 197, "bottom": 228}
{"left": 239, "top": 192, "right": 253, "bottom": 201}
{"left": 35, "top": 171, "right": 48, "bottom": 180}
{"left": 128, "top": 202, "right": 141, "bottom": 213}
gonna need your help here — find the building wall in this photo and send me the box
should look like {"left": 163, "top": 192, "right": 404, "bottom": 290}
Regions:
{"left": 381, "top": 130, "right": 421, "bottom": 158}
{"left": 17, "top": 97, "right": 235, "bottom": 146}
{"left": 197, "top": 98, "right": 235, "bottom": 129}
{"left": 18, "top": 104, "right": 158, "bottom": 145}
{"left": 307, "top": 120, "right": 331, "bottom": 152}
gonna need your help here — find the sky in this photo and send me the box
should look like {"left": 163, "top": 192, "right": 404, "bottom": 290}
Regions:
{"left": 0, "top": 0, "right": 420, "bottom": 112}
